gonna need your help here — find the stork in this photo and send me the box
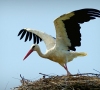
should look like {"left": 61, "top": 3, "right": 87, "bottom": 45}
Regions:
{"left": 18, "top": 8, "right": 100, "bottom": 75}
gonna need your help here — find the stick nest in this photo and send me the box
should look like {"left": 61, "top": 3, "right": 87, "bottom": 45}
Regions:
{"left": 13, "top": 73, "right": 100, "bottom": 90}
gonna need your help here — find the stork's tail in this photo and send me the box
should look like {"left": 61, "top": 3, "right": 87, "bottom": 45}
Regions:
{"left": 68, "top": 52, "right": 87, "bottom": 62}
{"left": 77, "top": 52, "right": 87, "bottom": 56}
{"left": 72, "top": 52, "right": 87, "bottom": 58}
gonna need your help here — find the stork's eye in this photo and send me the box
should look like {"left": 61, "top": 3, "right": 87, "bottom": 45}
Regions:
{"left": 32, "top": 46, "right": 35, "bottom": 49}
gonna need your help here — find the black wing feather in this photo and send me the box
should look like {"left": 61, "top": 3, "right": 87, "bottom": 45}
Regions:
{"left": 40, "top": 38, "right": 42, "bottom": 41}
{"left": 18, "top": 29, "right": 43, "bottom": 44}
{"left": 18, "top": 29, "right": 24, "bottom": 36}
{"left": 25, "top": 31, "right": 29, "bottom": 42}
{"left": 33, "top": 34, "right": 36, "bottom": 43}
{"left": 20, "top": 30, "right": 26, "bottom": 40}
{"left": 29, "top": 32, "right": 32, "bottom": 41}
{"left": 36, "top": 35, "right": 39, "bottom": 44}
{"left": 73, "top": 8, "right": 100, "bottom": 23}
{"left": 63, "top": 8, "right": 100, "bottom": 51}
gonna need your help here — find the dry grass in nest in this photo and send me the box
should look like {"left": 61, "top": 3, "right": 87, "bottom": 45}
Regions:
{"left": 12, "top": 73, "right": 100, "bottom": 90}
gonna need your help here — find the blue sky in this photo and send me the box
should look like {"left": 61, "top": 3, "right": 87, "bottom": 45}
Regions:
{"left": 0, "top": 0, "right": 100, "bottom": 90}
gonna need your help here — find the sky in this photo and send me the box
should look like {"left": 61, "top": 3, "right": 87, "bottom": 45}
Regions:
{"left": 0, "top": 0, "right": 100, "bottom": 90}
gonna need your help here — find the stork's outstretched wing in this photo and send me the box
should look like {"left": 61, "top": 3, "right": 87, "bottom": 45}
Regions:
{"left": 54, "top": 8, "right": 100, "bottom": 51}
{"left": 18, "top": 28, "right": 55, "bottom": 50}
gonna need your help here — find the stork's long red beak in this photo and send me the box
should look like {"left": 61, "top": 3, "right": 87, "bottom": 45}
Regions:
{"left": 23, "top": 49, "right": 33, "bottom": 60}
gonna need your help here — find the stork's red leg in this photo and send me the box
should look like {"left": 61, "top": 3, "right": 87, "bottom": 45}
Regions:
{"left": 63, "top": 64, "right": 71, "bottom": 76}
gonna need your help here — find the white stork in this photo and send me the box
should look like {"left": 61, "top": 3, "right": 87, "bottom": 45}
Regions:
{"left": 18, "top": 8, "right": 100, "bottom": 75}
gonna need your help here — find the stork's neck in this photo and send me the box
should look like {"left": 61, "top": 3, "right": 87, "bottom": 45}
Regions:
{"left": 36, "top": 46, "right": 47, "bottom": 58}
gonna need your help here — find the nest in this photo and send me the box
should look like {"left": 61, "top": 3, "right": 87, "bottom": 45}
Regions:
{"left": 13, "top": 73, "right": 100, "bottom": 90}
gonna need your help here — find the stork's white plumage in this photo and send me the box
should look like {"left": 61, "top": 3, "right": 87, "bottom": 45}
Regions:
{"left": 18, "top": 8, "right": 100, "bottom": 75}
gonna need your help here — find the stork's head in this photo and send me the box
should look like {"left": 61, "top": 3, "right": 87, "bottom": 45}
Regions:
{"left": 23, "top": 44, "right": 39, "bottom": 60}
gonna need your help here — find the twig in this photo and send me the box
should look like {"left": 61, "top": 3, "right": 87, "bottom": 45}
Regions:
{"left": 78, "top": 69, "right": 81, "bottom": 74}
{"left": 12, "top": 77, "right": 20, "bottom": 80}
{"left": 69, "top": 73, "right": 100, "bottom": 77}
{"left": 20, "top": 74, "right": 24, "bottom": 79}
{"left": 4, "top": 81, "right": 9, "bottom": 90}
{"left": 39, "top": 73, "right": 50, "bottom": 77}
{"left": 93, "top": 69, "right": 100, "bottom": 74}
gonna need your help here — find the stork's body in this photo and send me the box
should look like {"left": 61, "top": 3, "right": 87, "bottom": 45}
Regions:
{"left": 18, "top": 8, "right": 100, "bottom": 75}
{"left": 45, "top": 46, "right": 84, "bottom": 64}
